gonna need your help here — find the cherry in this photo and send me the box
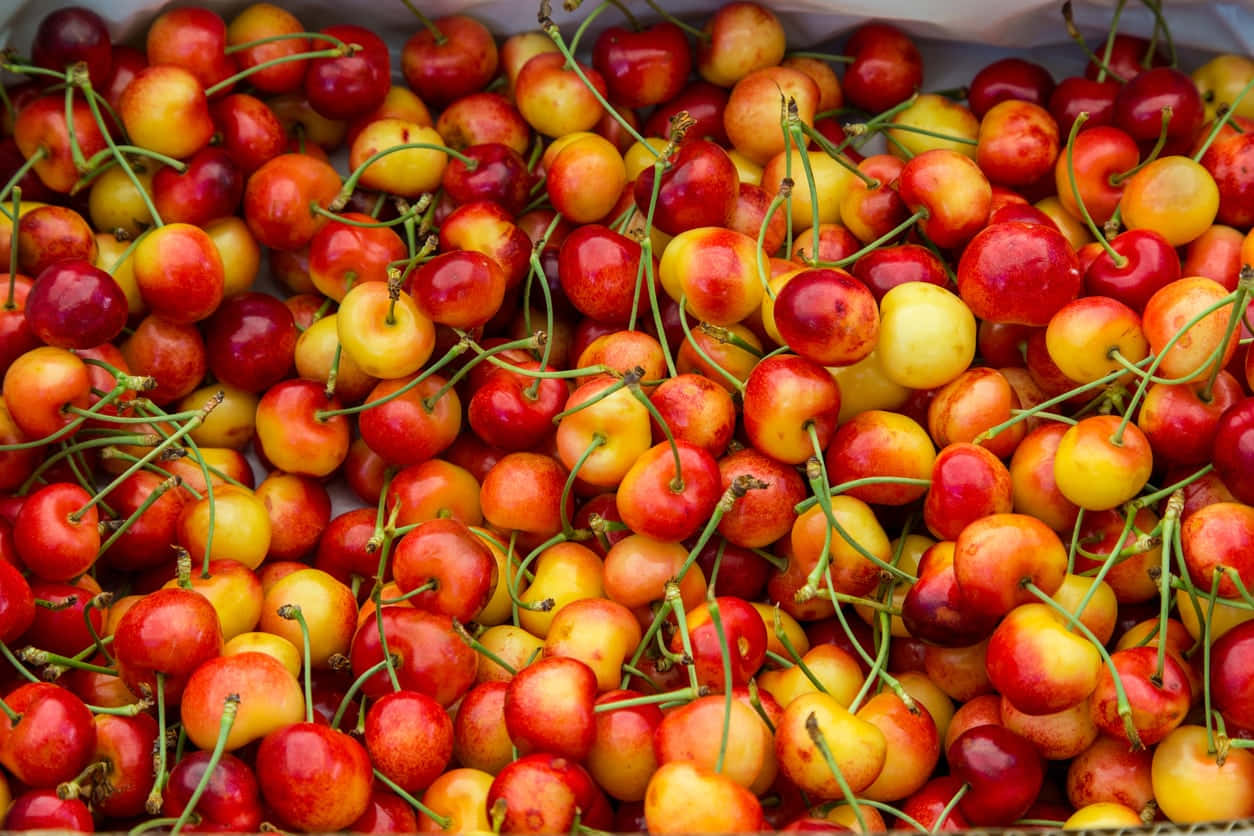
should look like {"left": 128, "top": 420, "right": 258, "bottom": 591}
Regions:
{"left": 24, "top": 259, "right": 127, "bottom": 350}
{"left": 304, "top": 25, "right": 392, "bottom": 121}
{"left": 948, "top": 724, "right": 1045, "bottom": 826}
{"left": 31, "top": 6, "right": 112, "bottom": 84}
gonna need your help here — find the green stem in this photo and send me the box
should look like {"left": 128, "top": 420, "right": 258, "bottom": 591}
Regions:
{"left": 1110, "top": 106, "right": 1172, "bottom": 184}
{"left": 330, "top": 656, "right": 394, "bottom": 730}
{"left": 170, "top": 694, "right": 239, "bottom": 835}
{"left": 1064, "top": 112, "right": 1126, "bottom": 267}
{"left": 373, "top": 768, "right": 453, "bottom": 830}
{"left": 277, "top": 605, "right": 314, "bottom": 724}
{"left": 205, "top": 46, "right": 352, "bottom": 97}
{"left": 805, "top": 711, "right": 868, "bottom": 833}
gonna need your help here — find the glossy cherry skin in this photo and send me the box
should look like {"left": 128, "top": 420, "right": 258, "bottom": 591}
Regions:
{"left": 968, "top": 57, "right": 1055, "bottom": 119}
{"left": 0, "top": 556, "right": 34, "bottom": 644}
{"left": 257, "top": 722, "right": 373, "bottom": 832}
{"left": 400, "top": 14, "right": 499, "bottom": 109}
{"left": 303, "top": 24, "right": 391, "bottom": 120}
{"left": 957, "top": 221, "right": 1082, "bottom": 326}
{"left": 4, "top": 789, "right": 93, "bottom": 832}
{"left": 111, "top": 587, "right": 224, "bottom": 704}
{"left": 205, "top": 291, "right": 299, "bottom": 392}
{"left": 153, "top": 146, "right": 245, "bottom": 228}
{"left": 1049, "top": 76, "right": 1119, "bottom": 137}
{"left": 1085, "top": 33, "right": 1168, "bottom": 83}
{"left": 31, "top": 6, "right": 112, "bottom": 84}
{"left": 948, "top": 725, "right": 1046, "bottom": 826}
{"left": 164, "top": 751, "right": 264, "bottom": 832}
{"left": 644, "top": 81, "right": 730, "bottom": 146}
{"left": 558, "top": 224, "right": 647, "bottom": 325}
{"left": 1084, "top": 229, "right": 1181, "bottom": 312}
{"left": 1212, "top": 620, "right": 1254, "bottom": 732}
{"left": 1113, "top": 67, "right": 1205, "bottom": 155}
{"left": 1200, "top": 131, "right": 1254, "bottom": 229}
{"left": 634, "top": 139, "right": 739, "bottom": 236}
{"left": 441, "top": 143, "right": 536, "bottom": 215}
{"left": 1213, "top": 398, "right": 1254, "bottom": 505}
{"left": 594, "top": 21, "right": 692, "bottom": 108}
{"left": 841, "top": 23, "right": 924, "bottom": 114}
{"left": 0, "top": 682, "right": 95, "bottom": 788}
{"left": 852, "top": 244, "right": 948, "bottom": 302}
{"left": 24, "top": 259, "right": 127, "bottom": 350}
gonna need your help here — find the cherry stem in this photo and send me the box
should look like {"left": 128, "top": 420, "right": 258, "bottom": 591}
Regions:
{"left": 594, "top": 686, "right": 699, "bottom": 713}
{"left": 1066, "top": 509, "right": 1137, "bottom": 629}
{"left": 974, "top": 356, "right": 1151, "bottom": 445}
{"left": 205, "top": 45, "right": 356, "bottom": 97}
{"left": 224, "top": 30, "right": 349, "bottom": 54}
{"left": 1111, "top": 287, "right": 1243, "bottom": 445}
{"left": 335, "top": 142, "right": 469, "bottom": 212}
{"left": 451, "top": 619, "right": 518, "bottom": 677}
{"left": 169, "top": 693, "right": 239, "bottom": 836}
{"left": 1197, "top": 78, "right": 1254, "bottom": 163}
{"left": 426, "top": 335, "right": 541, "bottom": 412}
{"left": 1025, "top": 581, "right": 1144, "bottom": 749}
{"left": 399, "top": 0, "right": 448, "bottom": 45}
{"left": 81, "top": 144, "right": 185, "bottom": 175}
{"left": 0, "top": 692, "right": 18, "bottom": 725}
{"left": 619, "top": 596, "right": 674, "bottom": 691}
{"left": 881, "top": 121, "right": 979, "bottom": 145}
{"left": 538, "top": 8, "right": 655, "bottom": 154}
{"left": 1065, "top": 111, "right": 1126, "bottom": 267}
{"left": 820, "top": 208, "right": 929, "bottom": 270}
{"left": 329, "top": 655, "right": 396, "bottom": 730}
{"left": 19, "top": 646, "right": 115, "bottom": 675}
{"left": 1138, "top": 0, "right": 1176, "bottom": 68}
{"left": 627, "top": 381, "right": 684, "bottom": 492}
{"left": 1131, "top": 463, "right": 1213, "bottom": 510}
{"left": 665, "top": 581, "right": 704, "bottom": 696}
{"left": 756, "top": 186, "right": 788, "bottom": 299}
{"left": 933, "top": 784, "right": 971, "bottom": 834}
{"left": 803, "top": 427, "right": 914, "bottom": 587}
{"left": 772, "top": 608, "right": 828, "bottom": 695}
{"left": 799, "top": 120, "right": 879, "bottom": 188}
{"left": 67, "top": 69, "right": 166, "bottom": 230}
{"left": 277, "top": 604, "right": 315, "bottom": 723}
{"left": 567, "top": 0, "right": 632, "bottom": 55}
{"left": 508, "top": 533, "right": 564, "bottom": 617}
{"left": 69, "top": 391, "right": 223, "bottom": 522}
{"left": 785, "top": 117, "right": 826, "bottom": 267}
{"left": 551, "top": 376, "right": 631, "bottom": 424}
{"left": 560, "top": 434, "right": 605, "bottom": 539}
{"left": 1198, "top": 276, "right": 1251, "bottom": 400}
{"left": 0, "top": 642, "right": 38, "bottom": 683}
{"left": 83, "top": 592, "right": 115, "bottom": 664}
{"left": 786, "top": 50, "right": 855, "bottom": 64}
{"left": 0, "top": 147, "right": 44, "bottom": 218}
{"left": 678, "top": 295, "right": 745, "bottom": 392}
{"left": 1153, "top": 490, "right": 1184, "bottom": 683}
{"left": 1111, "top": 105, "right": 1172, "bottom": 185}
{"left": 705, "top": 596, "right": 735, "bottom": 774}
{"left": 145, "top": 673, "right": 168, "bottom": 814}
{"left": 373, "top": 768, "right": 453, "bottom": 830}
{"left": 311, "top": 200, "right": 426, "bottom": 228}
{"left": 640, "top": 0, "right": 707, "bottom": 39}
{"left": 805, "top": 711, "right": 869, "bottom": 833}
{"left": 5, "top": 185, "right": 19, "bottom": 305}
{"left": 520, "top": 211, "right": 564, "bottom": 348}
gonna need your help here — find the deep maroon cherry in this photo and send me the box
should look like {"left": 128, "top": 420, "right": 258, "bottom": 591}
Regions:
{"left": 1084, "top": 229, "right": 1180, "bottom": 312}
{"left": 634, "top": 138, "right": 739, "bottom": 236}
{"left": 1048, "top": 76, "right": 1119, "bottom": 138}
{"left": 1084, "top": 33, "right": 1168, "bottom": 83}
{"left": 1112, "top": 66, "right": 1205, "bottom": 155}
{"left": 593, "top": 21, "right": 692, "bottom": 109}
{"left": 204, "top": 291, "right": 300, "bottom": 393}
{"left": 152, "top": 146, "right": 244, "bottom": 228}
{"left": 948, "top": 725, "right": 1046, "bottom": 826}
{"left": 1213, "top": 398, "right": 1254, "bottom": 506}
{"left": 644, "top": 81, "right": 730, "bottom": 145}
{"left": 967, "top": 57, "right": 1055, "bottom": 119}
{"left": 31, "top": 6, "right": 112, "bottom": 85}
{"left": 442, "top": 143, "right": 536, "bottom": 215}
{"left": 25, "top": 259, "right": 128, "bottom": 350}
{"left": 303, "top": 24, "right": 390, "bottom": 121}
{"left": 164, "top": 750, "right": 265, "bottom": 832}
{"left": 851, "top": 244, "right": 948, "bottom": 302}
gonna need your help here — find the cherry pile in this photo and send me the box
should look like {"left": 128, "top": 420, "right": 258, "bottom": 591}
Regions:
{"left": 0, "top": 0, "right": 1251, "bottom": 833}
